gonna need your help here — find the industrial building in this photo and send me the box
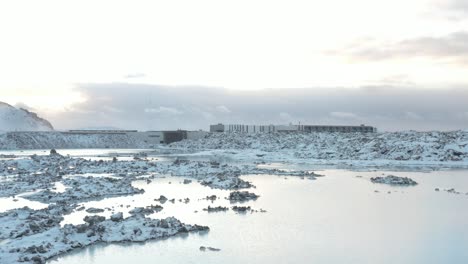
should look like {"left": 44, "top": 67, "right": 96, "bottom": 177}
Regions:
{"left": 210, "top": 123, "right": 377, "bottom": 133}
{"left": 298, "top": 125, "right": 376, "bottom": 133}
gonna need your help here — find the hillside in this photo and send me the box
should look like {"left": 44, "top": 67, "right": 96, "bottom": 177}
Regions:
{"left": 0, "top": 102, "right": 54, "bottom": 132}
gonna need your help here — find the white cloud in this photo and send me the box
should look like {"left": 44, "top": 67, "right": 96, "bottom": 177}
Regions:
{"left": 103, "top": 106, "right": 123, "bottom": 113}
{"left": 329, "top": 112, "right": 359, "bottom": 119}
{"left": 279, "top": 112, "right": 292, "bottom": 120}
{"left": 14, "top": 102, "right": 34, "bottom": 111}
{"left": 330, "top": 31, "right": 468, "bottom": 65}
{"left": 201, "top": 111, "right": 215, "bottom": 120}
{"left": 215, "top": 105, "right": 231, "bottom": 113}
{"left": 460, "top": 112, "right": 468, "bottom": 120}
{"left": 124, "top": 73, "right": 146, "bottom": 79}
{"left": 404, "top": 111, "right": 423, "bottom": 120}
{"left": 144, "top": 106, "right": 183, "bottom": 115}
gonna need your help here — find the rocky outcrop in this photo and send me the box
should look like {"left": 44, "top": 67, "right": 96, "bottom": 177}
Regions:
{"left": 370, "top": 175, "right": 418, "bottom": 186}
{"left": 0, "top": 213, "right": 208, "bottom": 264}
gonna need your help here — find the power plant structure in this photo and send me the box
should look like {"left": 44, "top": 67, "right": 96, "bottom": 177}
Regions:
{"left": 210, "top": 123, "right": 377, "bottom": 133}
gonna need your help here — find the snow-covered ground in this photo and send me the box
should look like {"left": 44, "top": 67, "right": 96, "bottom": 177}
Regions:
{"left": 0, "top": 132, "right": 151, "bottom": 150}
{"left": 0, "top": 102, "right": 53, "bottom": 132}
{"left": 169, "top": 131, "right": 468, "bottom": 166}
{"left": 2, "top": 131, "right": 468, "bottom": 167}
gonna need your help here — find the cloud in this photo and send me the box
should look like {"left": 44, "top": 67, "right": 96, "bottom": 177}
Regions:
{"left": 404, "top": 112, "right": 423, "bottom": 120}
{"left": 279, "top": 112, "right": 292, "bottom": 121}
{"left": 14, "top": 102, "right": 34, "bottom": 111}
{"left": 215, "top": 105, "right": 231, "bottom": 113}
{"left": 44, "top": 83, "right": 468, "bottom": 132}
{"left": 145, "top": 106, "right": 183, "bottom": 115}
{"left": 449, "top": 0, "right": 468, "bottom": 11}
{"left": 201, "top": 111, "right": 215, "bottom": 120}
{"left": 329, "top": 112, "right": 360, "bottom": 119}
{"left": 438, "top": 0, "right": 468, "bottom": 16}
{"left": 331, "top": 31, "right": 468, "bottom": 65}
{"left": 103, "top": 106, "right": 123, "bottom": 113}
{"left": 124, "top": 73, "right": 146, "bottom": 79}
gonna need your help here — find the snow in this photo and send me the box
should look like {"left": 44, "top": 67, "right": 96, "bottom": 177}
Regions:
{"left": 0, "top": 213, "right": 208, "bottom": 264}
{"left": 0, "top": 153, "right": 318, "bottom": 201}
{"left": 0, "top": 131, "right": 149, "bottom": 149}
{"left": 2, "top": 130, "right": 468, "bottom": 167}
{"left": 0, "top": 102, "right": 53, "bottom": 132}
{"left": 170, "top": 131, "right": 468, "bottom": 165}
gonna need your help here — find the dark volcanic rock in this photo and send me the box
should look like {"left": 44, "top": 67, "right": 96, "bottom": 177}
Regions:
{"left": 231, "top": 206, "right": 252, "bottom": 213}
{"left": 110, "top": 212, "right": 123, "bottom": 222}
{"left": 228, "top": 191, "right": 259, "bottom": 202}
{"left": 203, "top": 206, "right": 229, "bottom": 213}
{"left": 128, "top": 205, "right": 163, "bottom": 216}
{"left": 85, "top": 207, "right": 105, "bottom": 213}
{"left": 83, "top": 215, "right": 106, "bottom": 226}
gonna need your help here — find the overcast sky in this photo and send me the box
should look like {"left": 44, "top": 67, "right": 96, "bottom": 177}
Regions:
{"left": 1, "top": 0, "right": 468, "bottom": 131}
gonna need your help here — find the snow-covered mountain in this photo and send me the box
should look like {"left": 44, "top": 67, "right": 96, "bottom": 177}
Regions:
{"left": 0, "top": 102, "right": 54, "bottom": 131}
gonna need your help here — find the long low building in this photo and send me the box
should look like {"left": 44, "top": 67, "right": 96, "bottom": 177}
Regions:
{"left": 298, "top": 125, "right": 376, "bottom": 133}
{"left": 210, "top": 123, "right": 377, "bottom": 133}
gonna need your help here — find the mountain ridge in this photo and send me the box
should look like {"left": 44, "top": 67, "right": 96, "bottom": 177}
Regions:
{"left": 0, "top": 102, "right": 54, "bottom": 131}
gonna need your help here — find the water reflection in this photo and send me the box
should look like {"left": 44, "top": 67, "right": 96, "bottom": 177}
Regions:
{"left": 0, "top": 196, "right": 47, "bottom": 212}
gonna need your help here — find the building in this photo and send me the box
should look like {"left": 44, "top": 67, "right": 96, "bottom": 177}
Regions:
{"left": 298, "top": 125, "right": 376, "bottom": 133}
{"left": 210, "top": 124, "right": 225, "bottom": 132}
{"left": 210, "top": 123, "right": 377, "bottom": 133}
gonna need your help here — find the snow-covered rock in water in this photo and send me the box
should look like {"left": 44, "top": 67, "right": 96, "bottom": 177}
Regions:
{"left": 203, "top": 206, "right": 229, "bottom": 212}
{"left": 228, "top": 191, "right": 259, "bottom": 202}
{"left": 128, "top": 205, "right": 163, "bottom": 216}
{"left": 0, "top": 102, "right": 53, "bottom": 132}
{"left": 0, "top": 213, "right": 209, "bottom": 264}
{"left": 85, "top": 207, "right": 105, "bottom": 213}
{"left": 23, "top": 176, "right": 145, "bottom": 203}
{"left": 0, "top": 205, "right": 69, "bottom": 240}
{"left": 199, "top": 246, "right": 221, "bottom": 252}
{"left": 200, "top": 175, "right": 254, "bottom": 189}
{"left": 370, "top": 175, "right": 418, "bottom": 186}
{"left": 231, "top": 206, "right": 252, "bottom": 213}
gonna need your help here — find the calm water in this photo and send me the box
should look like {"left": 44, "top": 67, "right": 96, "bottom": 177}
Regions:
{"left": 42, "top": 169, "right": 468, "bottom": 264}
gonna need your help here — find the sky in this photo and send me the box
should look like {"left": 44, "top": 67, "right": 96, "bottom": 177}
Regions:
{"left": 1, "top": 0, "right": 468, "bottom": 131}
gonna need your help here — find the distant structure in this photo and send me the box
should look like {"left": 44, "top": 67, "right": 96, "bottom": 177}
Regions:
{"left": 63, "top": 130, "right": 208, "bottom": 144}
{"left": 210, "top": 123, "right": 377, "bottom": 133}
